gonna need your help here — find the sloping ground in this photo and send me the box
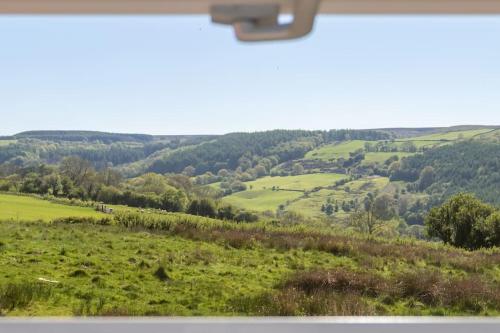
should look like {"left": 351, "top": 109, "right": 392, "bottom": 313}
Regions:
{"left": 221, "top": 174, "right": 347, "bottom": 212}
{"left": 0, "top": 140, "right": 16, "bottom": 146}
{"left": 286, "top": 177, "right": 390, "bottom": 219}
{"left": 0, "top": 220, "right": 346, "bottom": 316}
{"left": 0, "top": 193, "right": 105, "bottom": 221}
{"left": 305, "top": 140, "right": 366, "bottom": 161}
{"left": 1, "top": 213, "right": 499, "bottom": 316}
{"left": 304, "top": 128, "right": 496, "bottom": 166}
{"left": 398, "top": 128, "right": 493, "bottom": 141}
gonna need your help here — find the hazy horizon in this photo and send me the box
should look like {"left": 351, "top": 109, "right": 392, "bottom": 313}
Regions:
{"left": 2, "top": 124, "right": 499, "bottom": 137}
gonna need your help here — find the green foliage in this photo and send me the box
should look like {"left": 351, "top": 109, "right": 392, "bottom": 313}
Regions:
{"left": 148, "top": 130, "right": 389, "bottom": 176}
{"left": 391, "top": 141, "right": 500, "bottom": 204}
{"left": 425, "top": 193, "right": 500, "bottom": 249}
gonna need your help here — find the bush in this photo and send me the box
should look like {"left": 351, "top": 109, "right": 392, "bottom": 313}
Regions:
{"left": 425, "top": 193, "right": 499, "bottom": 249}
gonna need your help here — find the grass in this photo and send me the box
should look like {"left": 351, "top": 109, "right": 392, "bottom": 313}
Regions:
{"left": 0, "top": 140, "right": 16, "bottom": 146}
{"left": 286, "top": 177, "right": 390, "bottom": 219}
{"left": 305, "top": 140, "right": 366, "bottom": 161}
{"left": 237, "top": 267, "right": 500, "bottom": 315}
{"left": 0, "top": 220, "right": 344, "bottom": 316}
{"left": 400, "top": 129, "right": 493, "bottom": 142}
{"left": 362, "top": 152, "right": 415, "bottom": 164}
{"left": 304, "top": 129, "right": 495, "bottom": 164}
{"left": 2, "top": 210, "right": 500, "bottom": 316}
{"left": 221, "top": 173, "right": 347, "bottom": 212}
{"left": 0, "top": 193, "right": 106, "bottom": 222}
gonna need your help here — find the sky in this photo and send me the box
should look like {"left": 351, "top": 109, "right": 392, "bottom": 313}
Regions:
{"left": 0, "top": 15, "right": 500, "bottom": 135}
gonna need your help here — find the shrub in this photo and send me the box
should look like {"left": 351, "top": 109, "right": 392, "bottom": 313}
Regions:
{"left": 425, "top": 193, "right": 499, "bottom": 249}
{"left": 153, "top": 266, "right": 170, "bottom": 282}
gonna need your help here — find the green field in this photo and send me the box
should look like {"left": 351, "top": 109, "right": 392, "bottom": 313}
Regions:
{"left": 1, "top": 214, "right": 499, "bottom": 316}
{"left": 305, "top": 140, "right": 366, "bottom": 161}
{"left": 362, "top": 152, "right": 415, "bottom": 164}
{"left": 0, "top": 140, "right": 16, "bottom": 146}
{"left": 287, "top": 177, "right": 390, "bottom": 218}
{"left": 222, "top": 173, "right": 347, "bottom": 212}
{"left": 305, "top": 129, "right": 495, "bottom": 165}
{"left": 0, "top": 194, "right": 106, "bottom": 221}
{"left": 0, "top": 220, "right": 344, "bottom": 316}
{"left": 401, "top": 128, "right": 493, "bottom": 142}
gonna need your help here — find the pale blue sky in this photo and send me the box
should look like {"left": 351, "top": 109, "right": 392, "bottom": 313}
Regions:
{"left": 1, "top": 15, "right": 499, "bottom": 135}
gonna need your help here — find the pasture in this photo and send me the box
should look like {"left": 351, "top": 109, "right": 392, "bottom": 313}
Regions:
{"left": 0, "top": 220, "right": 343, "bottom": 316}
{"left": 400, "top": 128, "right": 493, "bottom": 141}
{"left": 1, "top": 214, "right": 500, "bottom": 316}
{"left": 305, "top": 140, "right": 366, "bottom": 161}
{"left": 221, "top": 173, "right": 347, "bottom": 212}
{"left": 362, "top": 152, "right": 415, "bottom": 164}
{"left": 0, "top": 140, "right": 16, "bottom": 146}
{"left": 0, "top": 194, "right": 106, "bottom": 221}
{"left": 286, "top": 177, "right": 390, "bottom": 218}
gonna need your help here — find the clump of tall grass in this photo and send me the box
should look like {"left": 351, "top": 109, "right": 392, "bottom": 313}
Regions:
{"left": 53, "top": 216, "right": 112, "bottom": 226}
{"left": 233, "top": 267, "right": 500, "bottom": 315}
{"left": 0, "top": 281, "right": 52, "bottom": 313}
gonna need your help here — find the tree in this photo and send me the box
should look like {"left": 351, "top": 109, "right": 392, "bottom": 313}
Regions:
{"left": 59, "top": 156, "right": 94, "bottom": 186}
{"left": 418, "top": 166, "right": 435, "bottom": 191}
{"left": 401, "top": 141, "right": 417, "bottom": 153}
{"left": 98, "top": 168, "right": 123, "bottom": 187}
{"left": 254, "top": 165, "right": 268, "bottom": 177}
{"left": 325, "top": 204, "right": 334, "bottom": 216}
{"left": 372, "top": 193, "right": 395, "bottom": 220}
{"left": 187, "top": 199, "right": 216, "bottom": 218}
{"left": 182, "top": 165, "right": 196, "bottom": 177}
{"left": 351, "top": 193, "right": 392, "bottom": 235}
{"left": 425, "top": 193, "right": 499, "bottom": 249}
{"left": 217, "top": 169, "right": 229, "bottom": 178}
{"left": 292, "top": 163, "right": 304, "bottom": 176}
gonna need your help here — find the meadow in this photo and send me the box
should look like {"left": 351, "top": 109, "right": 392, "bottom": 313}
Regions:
{"left": 221, "top": 173, "right": 347, "bottom": 212}
{"left": 362, "top": 152, "right": 415, "bottom": 164}
{"left": 0, "top": 193, "right": 106, "bottom": 221}
{"left": 399, "top": 128, "right": 493, "bottom": 141}
{"left": 0, "top": 140, "right": 16, "bottom": 147}
{"left": 286, "top": 177, "right": 389, "bottom": 219}
{"left": 1, "top": 209, "right": 500, "bottom": 316}
{"left": 305, "top": 128, "right": 496, "bottom": 166}
{"left": 305, "top": 140, "right": 366, "bottom": 161}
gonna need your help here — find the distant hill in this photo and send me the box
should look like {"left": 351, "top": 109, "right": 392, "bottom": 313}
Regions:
{"left": 14, "top": 130, "right": 156, "bottom": 143}
{"left": 391, "top": 141, "right": 500, "bottom": 205}
{"left": 374, "top": 125, "right": 500, "bottom": 139}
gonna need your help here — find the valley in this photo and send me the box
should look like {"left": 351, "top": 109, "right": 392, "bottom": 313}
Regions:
{"left": 1, "top": 126, "right": 500, "bottom": 316}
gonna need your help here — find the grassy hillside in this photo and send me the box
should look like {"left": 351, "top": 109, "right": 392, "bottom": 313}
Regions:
{"left": 399, "top": 128, "right": 493, "bottom": 141}
{"left": 305, "top": 128, "right": 496, "bottom": 166}
{"left": 0, "top": 140, "right": 16, "bottom": 147}
{"left": 0, "top": 194, "right": 105, "bottom": 221}
{"left": 305, "top": 140, "right": 366, "bottom": 161}
{"left": 286, "top": 177, "right": 390, "bottom": 219}
{"left": 221, "top": 174, "right": 347, "bottom": 212}
{"left": 1, "top": 211, "right": 499, "bottom": 316}
{"left": 363, "top": 152, "right": 414, "bottom": 164}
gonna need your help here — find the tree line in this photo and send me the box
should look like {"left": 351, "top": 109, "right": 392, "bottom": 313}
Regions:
{"left": 0, "top": 156, "right": 257, "bottom": 222}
